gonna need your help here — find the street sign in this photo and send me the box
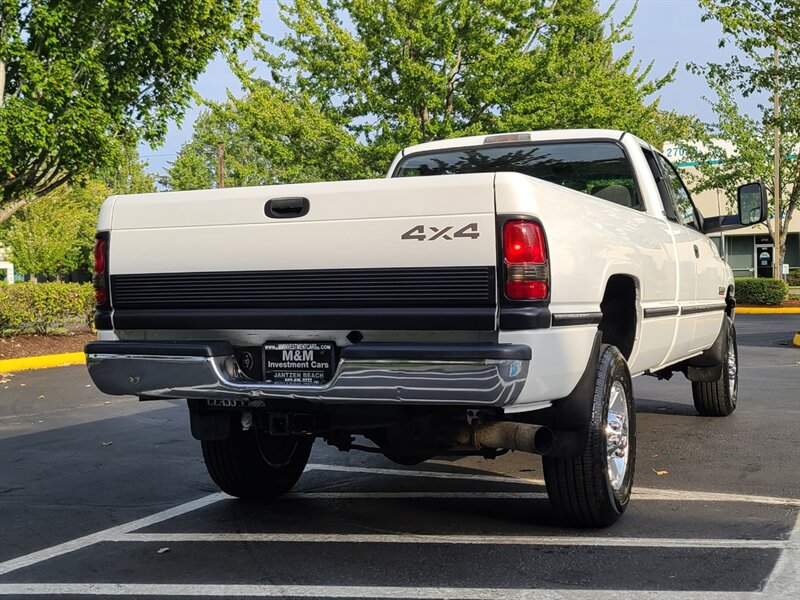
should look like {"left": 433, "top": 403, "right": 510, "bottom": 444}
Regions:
{"left": 782, "top": 263, "right": 790, "bottom": 275}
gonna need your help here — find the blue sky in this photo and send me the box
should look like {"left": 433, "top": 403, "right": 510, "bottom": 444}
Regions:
{"left": 139, "top": 0, "right": 734, "bottom": 178}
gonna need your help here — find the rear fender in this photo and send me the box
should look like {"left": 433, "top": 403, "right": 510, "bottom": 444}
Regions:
{"left": 513, "top": 330, "right": 603, "bottom": 457}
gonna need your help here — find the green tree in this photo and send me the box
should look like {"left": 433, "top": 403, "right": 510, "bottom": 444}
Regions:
{"left": 100, "top": 145, "right": 157, "bottom": 195}
{"left": 500, "top": 0, "right": 685, "bottom": 144}
{"left": 0, "top": 0, "right": 259, "bottom": 222}
{"left": 164, "top": 141, "right": 216, "bottom": 191}
{"left": 264, "top": 0, "right": 685, "bottom": 172}
{"left": 0, "top": 180, "right": 109, "bottom": 278}
{"left": 683, "top": 0, "right": 799, "bottom": 268}
{"left": 171, "top": 0, "right": 692, "bottom": 187}
{"left": 164, "top": 84, "right": 371, "bottom": 190}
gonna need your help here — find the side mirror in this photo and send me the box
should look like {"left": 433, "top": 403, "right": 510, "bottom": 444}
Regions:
{"left": 737, "top": 182, "right": 768, "bottom": 226}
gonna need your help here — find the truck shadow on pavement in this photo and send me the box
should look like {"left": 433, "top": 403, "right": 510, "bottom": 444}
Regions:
{"left": 634, "top": 396, "right": 698, "bottom": 416}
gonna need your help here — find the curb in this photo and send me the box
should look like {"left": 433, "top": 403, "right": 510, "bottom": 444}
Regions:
{"left": 0, "top": 352, "right": 86, "bottom": 374}
{"left": 736, "top": 307, "right": 800, "bottom": 314}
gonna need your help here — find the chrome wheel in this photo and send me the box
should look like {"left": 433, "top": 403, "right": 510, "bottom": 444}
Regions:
{"left": 606, "top": 380, "right": 629, "bottom": 491}
{"left": 726, "top": 327, "right": 738, "bottom": 400}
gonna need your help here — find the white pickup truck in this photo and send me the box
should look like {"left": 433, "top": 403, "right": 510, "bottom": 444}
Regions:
{"left": 85, "top": 129, "right": 767, "bottom": 527}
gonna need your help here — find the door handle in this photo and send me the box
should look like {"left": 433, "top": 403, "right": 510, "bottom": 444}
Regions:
{"left": 693, "top": 244, "right": 700, "bottom": 258}
{"left": 265, "top": 197, "right": 310, "bottom": 219}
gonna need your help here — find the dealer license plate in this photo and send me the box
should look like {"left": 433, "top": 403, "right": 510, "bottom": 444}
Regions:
{"left": 264, "top": 342, "right": 335, "bottom": 385}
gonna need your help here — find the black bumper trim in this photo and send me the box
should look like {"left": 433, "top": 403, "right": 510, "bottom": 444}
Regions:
{"left": 680, "top": 303, "right": 727, "bottom": 316}
{"left": 94, "top": 309, "right": 113, "bottom": 331}
{"left": 643, "top": 306, "right": 680, "bottom": 318}
{"left": 498, "top": 306, "right": 552, "bottom": 330}
{"left": 551, "top": 312, "right": 602, "bottom": 326}
{"left": 340, "top": 343, "right": 531, "bottom": 361}
{"left": 85, "top": 341, "right": 234, "bottom": 358}
{"left": 105, "top": 307, "right": 496, "bottom": 332}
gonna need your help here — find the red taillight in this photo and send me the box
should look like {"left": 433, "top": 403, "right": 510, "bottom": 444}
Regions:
{"left": 94, "top": 238, "right": 106, "bottom": 275}
{"left": 503, "top": 220, "right": 548, "bottom": 300}
{"left": 503, "top": 221, "right": 546, "bottom": 264}
{"left": 505, "top": 280, "right": 548, "bottom": 300}
{"left": 93, "top": 235, "right": 109, "bottom": 307}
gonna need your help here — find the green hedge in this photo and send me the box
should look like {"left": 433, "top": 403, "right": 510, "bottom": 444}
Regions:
{"left": 734, "top": 278, "right": 788, "bottom": 306}
{"left": 0, "top": 283, "right": 95, "bottom": 335}
{"left": 787, "top": 269, "right": 800, "bottom": 287}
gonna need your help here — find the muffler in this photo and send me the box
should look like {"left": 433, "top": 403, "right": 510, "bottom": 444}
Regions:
{"left": 441, "top": 421, "right": 554, "bottom": 456}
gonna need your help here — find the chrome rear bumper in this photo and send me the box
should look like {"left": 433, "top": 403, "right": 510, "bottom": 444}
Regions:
{"left": 85, "top": 341, "right": 530, "bottom": 407}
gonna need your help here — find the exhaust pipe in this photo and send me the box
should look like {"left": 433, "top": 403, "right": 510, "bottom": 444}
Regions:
{"left": 443, "top": 421, "right": 554, "bottom": 456}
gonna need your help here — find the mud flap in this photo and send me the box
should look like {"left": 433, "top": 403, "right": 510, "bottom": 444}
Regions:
{"left": 684, "top": 316, "right": 728, "bottom": 382}
{"left": 188, "top": 399, "right": 232, "bottom": 441}
{"left": 513, "top": 330, "right": 603, "bottom": 457}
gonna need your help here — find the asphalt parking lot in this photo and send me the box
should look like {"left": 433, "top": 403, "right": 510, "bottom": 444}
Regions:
{"left": 1, "top": 314, "right": 798, "bottom": 599}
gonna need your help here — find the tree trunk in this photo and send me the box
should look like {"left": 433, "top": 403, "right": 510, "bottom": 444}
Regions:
{"left": 777, "top": 204, "right": 795, "bottom": 274}
{"left": 419, "top": 105, "right": 430, "bottom": 138}
{"left": 775, "top": 162, "right": 800, "bottom": 273}
{"left": 0, "top": 196, "right": 32, "bottom": 224}
{"left": 445, "top": 48, "right": 463, "bottom": 120}
{"left": 0, "top": 59, "right": 5, "bottom": 106}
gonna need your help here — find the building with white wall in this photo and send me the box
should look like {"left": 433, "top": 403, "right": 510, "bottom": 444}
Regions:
{"left": 664, "top": 144, "right": 799, "bottom": 278}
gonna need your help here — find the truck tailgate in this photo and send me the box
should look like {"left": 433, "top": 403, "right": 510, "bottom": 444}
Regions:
{"left": 104, "top": 174, "right": 499, "bottom": 331}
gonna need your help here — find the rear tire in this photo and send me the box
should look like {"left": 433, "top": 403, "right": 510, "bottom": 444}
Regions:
{"left": 692, "top": 317, "right": 738, "bottom": 417}
{"left": 201, "top": 427, "right": 313, "bottom": 499}
{"left": 543, "top": 344, "right": 636, "bottom": 527}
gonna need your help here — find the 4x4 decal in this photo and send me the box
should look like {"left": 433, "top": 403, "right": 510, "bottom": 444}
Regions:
{"left": 401, "top": 222, "right": 479, "bottom": 241}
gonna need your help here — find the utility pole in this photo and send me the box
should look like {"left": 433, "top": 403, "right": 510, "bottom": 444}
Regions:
{"left": 716, "top": 189, "right": 726, "bottom": 260}
{"left": 772, "top": 44, "right": 781, "bottom": 280}
{"left": 217, "top": 142, "right": 225, "bottom": 189}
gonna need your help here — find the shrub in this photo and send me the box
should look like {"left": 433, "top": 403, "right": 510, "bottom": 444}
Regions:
{"left": 787, "top": 269, "right": 800, "bottom": 287}
{"left": 0, "top": 283, "right": 95, "bottom": 335}
{"left": 734, "top": 278, "right": 788, "bottom": 306}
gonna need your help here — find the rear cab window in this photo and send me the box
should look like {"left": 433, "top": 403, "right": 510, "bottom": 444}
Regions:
{"left": 394, "top": 141, "right": 644, "bottom": 210}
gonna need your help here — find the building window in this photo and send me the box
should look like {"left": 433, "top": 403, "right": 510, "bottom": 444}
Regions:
{"left": 785, "top": 233, "right": 800, "bottom": 268}
{"left": 726, "top": 235, "right": 755, "bottom": 278}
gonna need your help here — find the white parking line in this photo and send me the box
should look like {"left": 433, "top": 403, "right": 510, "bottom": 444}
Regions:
{"left": 288, "top": 489, "right": 800, "bottom": 507}
{"left": 0, "top": 583, "right": 769, "bottom": 598}
{"left": 764, "top": 512, "right": 800, "bottom": 595}
{"left": 0, "top": 461, "right": 798, "bottom": 591}
{"left": 0, "top": 493, "right": 225, "bottom": 576}
{"left": 117, "top": 532, "right": 788, "bottom": 549}
{"left": 307, "top": 463, "right": 800, "bottom": 507}
{"left": 632, "top": 487, "right": 800, "bottom": 507}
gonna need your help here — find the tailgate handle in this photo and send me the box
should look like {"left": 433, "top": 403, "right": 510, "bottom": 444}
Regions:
{"left": 265, "top": 197, "right": 310, "bottom": 219}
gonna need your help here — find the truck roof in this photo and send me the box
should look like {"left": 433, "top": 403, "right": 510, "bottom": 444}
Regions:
{"left": 399, "top": 129, "right": 652, "bottom": 157}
